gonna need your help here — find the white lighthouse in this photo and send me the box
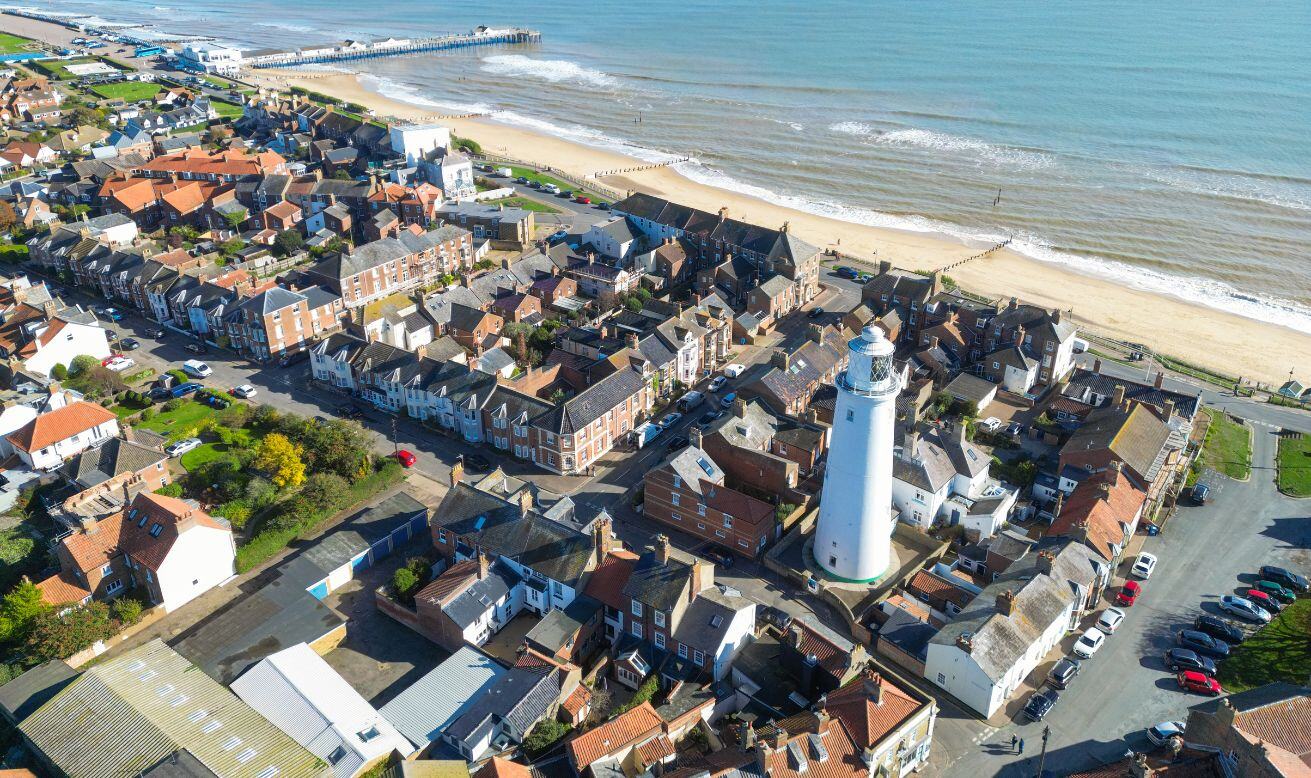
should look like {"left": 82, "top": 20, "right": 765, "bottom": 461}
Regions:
{"left": 813, "top": 324, "right": 901, "bottom": 582}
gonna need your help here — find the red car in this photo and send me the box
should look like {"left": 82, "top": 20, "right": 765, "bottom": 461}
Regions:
{"left": 100, "top": 353, "right": 123, "bottom": 366}
{"left": 394, "top": 449, "right": 416, "bottom": 468}
{"left": 1115, "top": 580, "right": 1142, "bottom": 606}
{"left": 575, "top": 195, "right": 591, "bottom": 204}
{"left": 1176, "top": 670, "right": 1222, "bottom": 696}
{"left": 1244, "top": 589, "right": 1282, "bottom": 613}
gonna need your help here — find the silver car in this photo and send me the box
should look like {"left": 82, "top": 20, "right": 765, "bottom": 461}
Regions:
{"left": 1219, "top": 595, "right": 1271, "bottom": 623}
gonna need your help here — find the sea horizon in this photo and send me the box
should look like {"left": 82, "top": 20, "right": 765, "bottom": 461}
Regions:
{"left": 11, "top": 0, "right": 1311, "bottom": 335}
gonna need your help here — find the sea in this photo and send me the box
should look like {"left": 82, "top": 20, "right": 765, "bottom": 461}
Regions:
{"left": 10, "top": 0, "right": 1311, "bottom": 334}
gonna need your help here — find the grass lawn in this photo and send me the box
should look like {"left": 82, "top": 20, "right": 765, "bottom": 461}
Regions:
{"left": 211, "top": 99, "right": 244, "bottom": 119}
{"left": 88, "top": 80, "right": 159, "bottom": 102}
{"left": 0, "top": 32, "right": 34, "bottom": 55}
{"left": 1277, "top": 434, "right": 1311, "bottom": 497}
{"left": 1217, "top": 597, "right": 1311, "bottom": 693}
{"left": 484, "top": 196, "right": 561, "bottom": 214}
{"left": 1198, "top": 408, "right": 1251, "bottom": 480}
{"left": 31, "top": 56, "right": 121, "bottom": 81}
{"left": 136, "top": 400, "right": 217, "bottom": 441}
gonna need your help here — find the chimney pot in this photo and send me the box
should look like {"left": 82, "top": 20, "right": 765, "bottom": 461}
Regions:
{"left": 449, "top": 458, "right": 465, "bottom": 487}
{"left": 1154, "top": 372, "right": 1164, "bottom": 389}
{"left": 1112, "top": 385, "right": 1126, "bottom": 408}
{"left": 655, "top": 534, "right": 671, "bottom": 564}
{"left": 995, "top": 589, "right": 1016, "bottom": 616}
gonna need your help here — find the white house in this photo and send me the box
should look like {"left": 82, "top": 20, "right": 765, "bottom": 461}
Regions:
{"left": 178, "top": 43, "right": 243, "bottom": 76}
{"left": 925, "top": 562, "right": 1075, "bottom": 717}
{"left": 390, "top": 124, "right": 451, "bottom": 166}
{"left": 584, "top": 217, "right": 642, "bottom": 261}
{"left": 5, "top": 400, "right": 119, "bottom": 470}
{"left": 0, "top": 402, "right": 38, "bottom": 459}
{"left": 19, "top": 316, "right": 112, "bottom": 379}
{"left": 670, "top": 585, "right": 755, "bottom": 681}
{"left": 891, "top": 426, "right": 1016, "bottom": 539}
{"left": 232, "top": 643, "right": 414, "bottom": 777}
{"left": 419, "top": 151, "right": 475, "bottom": 200}
{"left": 985, "top": 345, "right": 1040, "bottom": 394}
{"left": 124, "top": 491, "right": 236, "bottom": 613}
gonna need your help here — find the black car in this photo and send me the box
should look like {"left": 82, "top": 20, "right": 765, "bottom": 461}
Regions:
{"left": 597, "top": 201, "right": 611, "bottom": 211}
{"left": 105, "top": 330, "right": 118, "bottom": 342}
{"left": 148, "top": 386, "right": 171, "bottom": 401}
{"left": 1194, "top": 614, "right": 1245, "bottom": 645}
{"left": 184, "top": 342, "right": 206, "bottom": 354}
{"left": 667, "top": 435, "right": 690, "bottom": 451}
{"left": 1177, "top": 629, "right": 1231, "bottom": 659}
{"left": 702, "top": 546, "right": 735, "bottom": 567}
{"left": 807, "top": 307, "right": 825, "bottom": 319}
{"left": 119, "top": 338, "right": 140, "bottom": 351}
{"left": 1190, "top": 482, "right": 1211, "bottom": 505}
{"left": 463, "top": 453, "right": 492, "bottom": 471}
{"left": 1022, "top": 688, "right": 1059, "bottom": 722}
{"left": 1163, "top": 648, "right": 1217, "bottom": 676}
{"left": 1260, "top": 565, "right": 1310, "bottom": 593}
{"left": 1047, "top": 658, "right": 1081, "bottom": 690}
{"left": 698, "top": 409, "right": 724, "bottom": 426}
{"left": 834, "top": 266, "right": 859, "bottom": 279}
{"left": 279, "top": 350, "right": 309, "bottom": 368}
{"left": 337, "top": 404, "right": 365, "bottom": 421}
{"left": 149, "top": 328, "right": 166, "bottom": 339}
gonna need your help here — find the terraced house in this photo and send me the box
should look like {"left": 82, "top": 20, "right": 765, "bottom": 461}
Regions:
{"left": 305, "top": 224, "right": 474, "bottom": 308}
{"left": 530, "top": 364, "right": 653, "bottom": 475}
{"left": 225, "top": 285, "right": 344, "bottom": 362}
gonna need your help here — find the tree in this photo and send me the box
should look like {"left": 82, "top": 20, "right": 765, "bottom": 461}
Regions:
{"left": 68, "top": 354, "right": 99, "bottom": 377}
{"left": 522, "top": 719, "right": 570, "bottom": 756}
{"left": 273, "top": 229, "right": 304, "bottom": 257}
{"left": 0, "top": 201, "right": 16, "bottom": 233}
{"left": 25, "top": 601, "right": 116, "bottom": 662}
{"left": 0, "top": 579, "right": 48, "bottom": 646}
{"left": 331, "top": 169, "right": 353, "bottom": 180}
{"left": 50, "top": 363, "right": 68, "bottom": 381}
{"left": 222, "top": 208, "right": 248, "bottom": 232}
{"left": 298, "top": 472, "right": 347, "bottom": 513}
{"left": 548, "top": 388, "right": 566, "bottom": 405}
{"left": 391, "top": 567, "right": 419, "bottom": 603}
{"left": 110, "top": 597, "right": 144, "bottom": 626}
{"left": 255, "top": 433, "right": 305, "bottom": 488}
{"left": 244, "top": 476, "right": 277, "bottom": 508}
{"left": 219, "top": 237, "right": 245, "bottom": 257}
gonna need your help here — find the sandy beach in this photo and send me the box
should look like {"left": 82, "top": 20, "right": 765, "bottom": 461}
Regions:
{"left": 3, "top": 4, "right": 1304, "bottom": 386}
{"left": 241, "top": 68, "right": 1307, "bottom": 386}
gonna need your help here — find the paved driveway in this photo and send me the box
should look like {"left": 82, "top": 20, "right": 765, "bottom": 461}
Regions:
{"left": 939, "top": 420, "right": 1311, "bottom": 776}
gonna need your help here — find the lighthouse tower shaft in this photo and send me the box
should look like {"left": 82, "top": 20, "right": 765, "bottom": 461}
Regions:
{"left": 813, "top": 325, "right": 901, "bottom": 582}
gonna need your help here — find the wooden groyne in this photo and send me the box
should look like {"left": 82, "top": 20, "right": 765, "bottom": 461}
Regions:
{"left": 589, "top": 157, "right": 692, "bottom": 179}
{"left": 942, "top": 237, "right": 1011, "bottom": 271}
{"left": 246, "top": 28, "right": 540, "bottom": 69}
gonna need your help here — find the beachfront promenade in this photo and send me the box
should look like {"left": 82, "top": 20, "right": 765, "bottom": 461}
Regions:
{"left": 245, "top": 29, "right": 541, "bottom": 69}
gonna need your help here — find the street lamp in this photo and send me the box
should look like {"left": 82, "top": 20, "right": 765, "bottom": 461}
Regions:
{"left": 1035, "top": 725, "right": 1050, "bottom": 778}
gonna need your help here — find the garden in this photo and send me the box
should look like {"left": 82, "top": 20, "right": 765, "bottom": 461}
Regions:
{"left": 87, "top": 80, "right": 160, "bottom": 102}
{"left": 1196, "top": 408, "right": 1252, "bottom": 481}
{"left": 1276, "top": 433, "right": 1311, "bottom": 497}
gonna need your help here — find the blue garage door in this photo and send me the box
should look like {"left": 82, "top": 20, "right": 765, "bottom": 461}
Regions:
{"left": 351, "top": 552, "right": 370, "bottom": 571}
{"left": 409, "top": 514, "right": 426, "bottom": 534}
{"left": 308, "top": 581, "right": 328, "bottom": 600}
{"left": 391, "top": 522, "right": 411, "bottom": 546}
{"left": 369, "top": 537, "right": 392, "bottom": 564}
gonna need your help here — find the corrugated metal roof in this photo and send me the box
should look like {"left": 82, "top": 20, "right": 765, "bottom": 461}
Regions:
{"left": 379, "top": 646, "right": 505, "bottom": 750}
{"left": 20, "top": 639, "right": 327, "bottom": 778}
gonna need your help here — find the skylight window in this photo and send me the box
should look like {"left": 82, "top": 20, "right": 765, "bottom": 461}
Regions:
{"left": 222, "top": 736, "right": 242, "bottom": 751}
{"left": 149, "top": 523, "right": 163, "bottom": 537}
{"left": 188, "top": 710, "right": 208, "bottom": 723}
{"left": 201, "top": 720, "right": 222, "bottom": 734}
{"left": 236, "top": 748, "right": 257, "bottom": 763}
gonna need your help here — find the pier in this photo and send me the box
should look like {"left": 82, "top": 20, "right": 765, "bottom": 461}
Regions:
{"left": 245, "top": 28, "right": 541, "bottom": 69}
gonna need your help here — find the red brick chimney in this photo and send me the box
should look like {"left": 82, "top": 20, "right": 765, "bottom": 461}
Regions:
{"left": 995, "top": 589, "right": 1016, "bottom": 616}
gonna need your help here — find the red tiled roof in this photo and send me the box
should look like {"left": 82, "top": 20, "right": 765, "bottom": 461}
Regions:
{"left": 583, "top": 549, "right": 639, "bottom": 610}
{"left": 792, "top": 621, "right": 847, "bottom": 677}
{"left": 117, "top": 492, "right": 227, "bottom": 570}
{"left": 1232, "top": 693, "right": 1311, "bottom": 772}
{"left": 264, "top": 200, "right": 301, "bottom": 219}
{"left": 35, "top": 571, "right": 92, "bottom": 606}
{"left": 414, "top": 559, "right": 479, "bottom": 607}
{"left": 822, "top": 670, "right": 928, "bottom": 750}
{"left": 763, "top": 717, "right": 866, "bottom": 778}
{"left": 566, "top": 701, "right": 664, "bottom": 769}
{"left": 473, "top": 758, "right": 530, "bottom": 778}
{"left": 906, "top": 570, "right": 974, "bottom": 610}
{"left": 1049, "top": 470, "right": 1147, "bottom": 562}
{"left": 136, "top": 147, "right": 286, "bottom": 177}
{"left": 635, "top": 734, "right": 675, "bottom": 764}
{"left": 5, "top": 401, "right": 116, "bottom": 453}
{"left": 561, "top": 683, "right": 591, "bottom": 718}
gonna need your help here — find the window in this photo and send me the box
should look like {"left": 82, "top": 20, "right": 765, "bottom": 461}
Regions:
{"left": 106, "top": 579, "right": 124, "bottom": 596}
{"left": 358, "top": 727, "right": 380, "bottom": 742}
{"left": 149, "top": 523, "right": 163, "bottom": 537}
{"left": 936, "top": 673, "right": 946, "bottom": 685}
{"left": 654, "top": 610, "right": 666, "bottom": 628}
{"left": 672, "top": 475, "right": 682, "bottom": 489}
{"left": 677, "top": 643, "right": 688, "bottom": 659}
{"left": 698, "top": 503, "right": 706, "bottom": 517}
{"left": 100, "top": 563, "right": 113, "bottom": 577}
{"left": 846, "top": 410, "right": 854, "bottom": 422}
{"left": 671, "top": 493, "right": 680, "bottom": 507}
{"left": 693, "top": 650, "right": 705, "bottom": 665}
{"left": 326, "top": 746, "right": 347, "bottom": 765}
{"left": 631, "top": 622, "right": 643, "bottom": 639}
{"left": 632, "top": 601, "right": 643, "bottom": 617}
{"left": 723, "top": 515, "right": 733, "bottom": 529}
{"left": 654, "top": 632, "right": 666, "bottom": 649}
{"left": 438, "top": 530, "right": 447, "bottom": 544}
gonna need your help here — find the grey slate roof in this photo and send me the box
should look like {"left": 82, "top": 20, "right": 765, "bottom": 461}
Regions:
{"left": 0, "top": 660, "right": 77, "bottom": 724}
{"left": 893, "top": 434, "right": 958, "bottom": 492}
{"left": 665, "top": 446, "right": 724, "bottom": 497}
{"left": 622, "top": 546, "right": 696, "bottom": 613}
{"left": 443, "top": 559, "right": 521, "bottom": 629}
{"left": 757, "top": 274, "right": 791, "bottom": 297}
{"left": 433, "top": 485, "right": 595, "bottom": 586}
{"left": 525, "top": 594, "right": 602, "bottom": 654}
{"left": 671, "top": 586, "right": 751, "bottom": 653}
{"left": 943, "top": 372, "right": 998, "bottom": 404}
{"left": 379, "top": 646, "right": 506, "bottom": 749}
{"left": 475, "top": 346, "right": 516, "bottom": 375}
{"left": 237, "top": 285, "right": 303, "bottom": 316}
{"left": 59, "top": 437, "right": 166, "bottom": 488}
{"left": 1062, "top": 369, "right": 1201, "bottom": 420}
{"left": 423, "top": 286, "right": 484, "bottom": 326}
{"left": 532, "top": 366, "right": 647, "bottom": 435}
{"left": 444, "top": 664, "right": 561, "bottom": 743}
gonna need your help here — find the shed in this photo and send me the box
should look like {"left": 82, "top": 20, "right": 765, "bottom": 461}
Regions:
{"left": 943, "top": 373, "right": 999, "bottom": 412}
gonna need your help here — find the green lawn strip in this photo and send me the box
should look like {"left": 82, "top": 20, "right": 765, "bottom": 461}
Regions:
{"left": 1198, "top": 408, "right": 1252, "bottom": 480}
{"left": 1276, "top": 434, "right": 1311, "bottom": 497}
{"left": 211, "top": 99, "right": 244, "bottom": 119}
{"left": 506, "top": 166, "right": 581, "bottom": 194}
{"left": 0, "top": 33, "right": 35, "bottom": 55}
{"left": 88, "top": 81, "right": 158, "bottom": 102}
{"left": 1217, "top": 598, "right": 1311, "bottom": 693}
{"left": 234, "top": 462, "right": 404, "bottom": 572}
{"left": 483, "top": 196, "right": 561, "bottom": 214}
{"left": 135, "top": 400, "right": 217, "bottom": 441}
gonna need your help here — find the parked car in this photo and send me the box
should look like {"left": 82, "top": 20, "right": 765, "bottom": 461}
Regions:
{"left": 101, "top": 354, "right": 123, "bottom": 367}
{"left": 1219, "top": 595, "right": 1272, "bottom": 623}
{"left": 1176, "top": 671, "right": 1222, "bottom": 696}
{"left": 95, "top": 306, "right": 123, "bottom": 321}
{"left": 105, "top": 330, "right": 118, "bottom": 342}
{"left": 1132, "top": 552, "right": 1158, "bottom": 579}
{"left": 575, "top": 195, "right": 591, "bottom": 204}
{"left": 1146, "top": 721, "right": 1186, "bottom": 747}
{"left": 1177, "top": 630, "right": 1230, "bottom": 659}
{"left": 698, "top": 409, "right": 724, "bottom": 426}
{"left": 184, "top": 342, "right": 206, "bottom": 354}
{"left": 104, "top": 356, "right": 135, "bottom": 372}
{"left": 148, "top": 386, "right": 171, "bottom": 401}
{"left": 394, "top": 449, "right": 416, "bottom": 468}
{"left": 677, "top": 391, "right": 705, "bottom": 411}
{"left": 1047, "top": 658, "right": 1081, "bottom": 690}
{"left": 719, "top": 392, "right": 737, "bottom": 409}
{"left": 708, "top": 376, "right": 728, "bottom": 393}
{"left": 548, "top": 229, "right": 569, "bottom": 244}
{"left": 1096, "top": 607, "right": 1126, "bottom": 634}
{"left": 170, "top": 382, "right": 202, "bottom": 398}
{"left": 597, "top": 201, "right": 611, "bottom": 211}
{"left": 667, "top": 435, "right": 690, "bottom": 452}
{"left": 1115, "top": 580, "right": 1142, "bottom": 606}
{"left": 337, "top": 404, "right": 365, "bottom": 421}
{"left": 1254, "top": 579, "right": 1297, "bottom": 603}
{"left": 278, "top": 350, "right": 309, "bottom": 368}
{"left": 515, "top": 176, "right": 530, "bottom": 184}
{"left": 182, "top": 359, "right": 212, "bottom": 378}
{"left": 148, "top": 328, "right": 166, "bottom": 339}
{"left": 119, "top": 338, "right": 140, "bottom": 351}
{"left": 1259, "top": 565, "right": 1309, "bottom": 593}
{"left": 1244, "top": 588, "right": 1283, "bottom": 614}
{"left": 1022, "top": 688, "right": 1059, "bottom": 721}
{"left": 558, "top": 190, "right": 573, "bottom": 198}
{"left": 807, "top": 307, "right": 825, "bottom": 319}
{"left": 723, "top": 363, "right": 746, "bottom": 378}
{"left": 165, "top": 437, "right": 202, "bottom": 457}
{"left": 834, "top": 266, "right": 859, "bottom": 279}
{"left": 1004, "top": 421, "right": 1024, "bottom": 437}
{"left": 464, "top": 454, "right": 492, "bottom": 471}
{"left": 229, "top": 384, "right": 257, "bottom": 399}
{"left": 1190, "top": 482, "right": 1211, "bottom": 505}
{"left": 1072, "top": 627, "right": 1106, "bottom": 658}
{"left": 979, "top": 417, "right": 1003, "bottom": 433}
{"left": 702, "top": 546, "right": 735, "bottom": 567}
{"left": 1194, "top": 614, "right": 1245, "bottom": 645}
{"left": 658, "top": 412, "right": 684, "bottom": 430}
{"left": 1163, "top": 648, "right": 1217, "bottom": 676}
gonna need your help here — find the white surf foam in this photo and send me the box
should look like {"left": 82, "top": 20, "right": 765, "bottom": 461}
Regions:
{"left": 480, "top": 54, "right": 617, "bottom": 88}
{"left": 831, "top": 122, "right": 1053, "bottom": 170}
{"left": 1142, "top": 166, "right": 1310, "bottom": 212}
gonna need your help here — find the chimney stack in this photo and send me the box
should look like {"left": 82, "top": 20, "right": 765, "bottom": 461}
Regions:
{"left": 772, "top": 350, "right": 790, "bottom": 371}
{"left": 955, "top": 634, "right": 973, "bottom": 653}
{"left": 1052, "top": 309, "right": 1063, "bottom": 324}
{"left": 1108, "top": 460, "right": 1122, "bottom": 486}
{"left": 862, "top": 669, "right": 885, "bottom": 706}
{"left": 593, "top": 514, "right": 614, "bottom": 565}
{"left": 741, "top": 722, "right": 756, "bottom": 750}
{"left": 477, "top": 551, "right": 490, "bottom": 580}
{"left": 655, "top": 533, "right": 671, "bottom": 564}
{"left": 1154, "top": 372, "right": 1164, "bottom": 390}
{"left": 1052, "top": 491, "right": 1064, "bottom": 518}
{"left": 1112, "top": 385, "right": 1126, "bottom": 408}
{"left": 733, "top": 397, "right": 747, "bottom": 418}
{"left": 449, "top": 457, "right": 465, "bottom": 487}
{"left": 929, "top": 335, "right": 940, "bottom": 351}
{"left": 772, "top": 728, "right": 788, "bottom": 750}
{"left": 688, "top": 426, "right": 703, "bottom": 450}
{"left": 1162, "top": 399, "right": 1175, "bottom": 421}
{"left": 626, "top": 332, "right": 640, "bottom": 350}
{"left": 1093, "top": 358, "right": 1102, "bottom": 374}
{"left": 902, "top": 427, "right": 920, "bottom": 456}
{"left": 518, "top": 487, "right": 534, "bottom": 517}
{"left": 995, "top": 589, "right": 1016, "bottom": 616}
{"left": 1036, "top": 550, "right": 1055, "bottom": 575}
{"left": 878, "top": 260, "right": 891, "bottom": 276}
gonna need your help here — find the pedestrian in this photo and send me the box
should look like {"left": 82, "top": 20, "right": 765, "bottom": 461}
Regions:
{"left": 1018, "top": 738, "right": 1025, "bottom": 755}
{"left": 1010, "top": 735, "right": 1018, "bottom": 752}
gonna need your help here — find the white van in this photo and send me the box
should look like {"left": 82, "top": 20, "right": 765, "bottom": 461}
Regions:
{"left": 677, "top": 391, "right": 705, "bottom": 411}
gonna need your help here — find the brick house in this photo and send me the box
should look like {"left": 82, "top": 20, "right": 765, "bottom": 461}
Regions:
{"left": 1059, "top": 401, "right": 1178, "bottom": 504}
{"left": 447, "top": 303, "right": 503, "bottom": 354}
{"left": 744, "top": 325, "right": 848, "bottom": 417}
{"left": 642, "top": 442, "right": 777, "bottom": 557}
{"left": 304, "top": 224, "right": 473, "bottom": 308}
{"left": 1046, "top": 463, "right": 1148, "bottom": 567}
{"left": 529, "top": 365, "right": 653, "bottom": 475}
{"left": 701, "top": 399, "right": 827, "bottom": 499}
{"left": 261, "top": 199, "right": 303, "bottom": 232}
{"left": 1184, "top": 683, "right": 1311, "bottom": 778}
{"left": 225, "top": 285, "right": 343, "bottom": 362}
